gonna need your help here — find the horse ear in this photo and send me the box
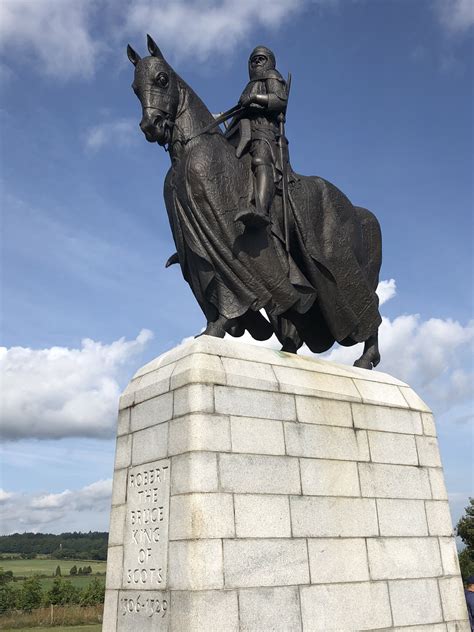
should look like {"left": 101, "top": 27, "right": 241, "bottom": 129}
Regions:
{"left": 127, "top": 44, "right": 141, "bottom": 66}
{"left": 147, "top": 34, "right": 163, "bottom": 58}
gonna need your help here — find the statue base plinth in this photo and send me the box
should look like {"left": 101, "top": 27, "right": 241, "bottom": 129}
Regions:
{"left": 103, "top": 336, "right": 468, "bottom": 631}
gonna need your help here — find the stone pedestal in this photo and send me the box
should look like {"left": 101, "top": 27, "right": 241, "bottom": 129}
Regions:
{"left": 103, "top": 336, "right": 469, "bottom": 631}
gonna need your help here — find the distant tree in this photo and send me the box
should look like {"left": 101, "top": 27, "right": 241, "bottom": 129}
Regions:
{"left": 54, "top": 565, "right": 61, "bottom": 577}
{"left": 0, "top": 532, "right": 108, "bottom": 560}
{"left": 457, "top": 497, "right": 474, "bottom": 580}
{"left": 83, "top": 565, "right": 92, "bottom": 575}
{"left": 80, "top": 577, "right": 105, "bottom": 606}
{"left": 77, "top": 567, "right": 83, "bottom": 575}
{"left": 70, "top": 565, "right": 78, "bottom": 576}
{"left": 19, "top": 576, "right": 43, "bottom": 612}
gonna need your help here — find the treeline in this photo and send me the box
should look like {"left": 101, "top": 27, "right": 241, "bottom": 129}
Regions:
{"left": 0, "top": 576, "right": 104, "bottom": 614}
{"left": 0, "top": 532, "right": 108, "bottom": 560}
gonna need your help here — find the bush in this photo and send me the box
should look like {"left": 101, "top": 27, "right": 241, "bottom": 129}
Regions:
{"left": 0, "top": 568, "right": 14, "bottom": 585}
{"left": 457, "top": 497, "right": 474, "bottom": 581}
{"left": 0, "top": 581, "right": 18, "bottom": 614}
{"left": 18, "top": 576, "right": 43, "bottom": 612}
{"left": 46, "top": 577, "right": 81, "bottom": 606}
{"left": 80, "top": 577, "right": 105, "bottom": 606}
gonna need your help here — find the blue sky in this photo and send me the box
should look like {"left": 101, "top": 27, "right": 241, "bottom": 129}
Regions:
{"left": 0, "top": 0, "right": 472, "bottom": 534}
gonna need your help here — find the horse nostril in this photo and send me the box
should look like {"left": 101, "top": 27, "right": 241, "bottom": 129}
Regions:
{"left": 153, "top": 115, "right": 162, "bottom": 127}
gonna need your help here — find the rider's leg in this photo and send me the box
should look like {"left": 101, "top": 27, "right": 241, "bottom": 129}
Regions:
{"left": 255, "top": 164, "right": 275, "bottom": 217}
{"left": 236, "top": 141, "right": 273, "bottom": 228}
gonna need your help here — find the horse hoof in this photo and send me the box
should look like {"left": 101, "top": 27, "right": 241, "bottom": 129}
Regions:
{"left": 281, "top": 341, "right": 299, "bottom": 354}
{"left": 353, "top": 357, "right": 373, "bottom": 370}
{"left": 235, "top": 210, "right": 271, "bottom": 228}
{"left": 371, "top": 353, "right": 381, "bottom": 368}
{"left": 228, "top": 322, "right": 245, "bottom": 337}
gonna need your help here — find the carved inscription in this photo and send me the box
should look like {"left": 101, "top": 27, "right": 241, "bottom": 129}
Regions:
{"left": 123, "top": 459, "right": 170, "bottom": 590}
{"left": 117, "top": 590, "right": 170, "bottom": 632}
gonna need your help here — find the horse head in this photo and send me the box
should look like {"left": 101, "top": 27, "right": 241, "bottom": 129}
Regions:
{"left": 127, "top": 35, "right": 180, "bottom": 146}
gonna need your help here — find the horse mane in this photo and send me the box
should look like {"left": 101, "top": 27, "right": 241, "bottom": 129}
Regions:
{"left": 172, "top": 75, "right": 222, "bottom": 146}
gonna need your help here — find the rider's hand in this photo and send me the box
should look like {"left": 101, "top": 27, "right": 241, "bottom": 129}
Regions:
{"left": 239, "top": 94, "right": 254, "bottom": 108}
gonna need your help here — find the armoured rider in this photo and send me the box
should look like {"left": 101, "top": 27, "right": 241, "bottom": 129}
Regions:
{"left": 228, "top": 46, "right": 289, "bottom": 228}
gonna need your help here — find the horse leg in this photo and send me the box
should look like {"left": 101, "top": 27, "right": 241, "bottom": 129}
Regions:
{"left": 197, "top": 314, "right": 234, "bottom": 338}
{"left": 269, "top": 314, "right": 302, "bottom": 354}
{"left": 353, "top": 333, "right": 381, "bottom": 370}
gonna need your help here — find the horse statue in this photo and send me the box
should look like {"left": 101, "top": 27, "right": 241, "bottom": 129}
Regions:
{"left": 127, "top": 35, "right": 382, "bottom": 369}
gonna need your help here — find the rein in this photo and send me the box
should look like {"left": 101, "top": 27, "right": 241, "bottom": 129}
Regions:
{"left": 183, "top": 104, "right": 244, "bottom": 145}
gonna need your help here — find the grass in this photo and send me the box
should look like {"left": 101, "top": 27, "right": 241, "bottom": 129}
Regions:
{"left": 0, "top": 605, "right": 102, "bottom": 630}
{"left": 0, "top": 627, "right": 101, "bottom": 632}
{"left": 0, "top": 560, "right": 106, "bottom": 579}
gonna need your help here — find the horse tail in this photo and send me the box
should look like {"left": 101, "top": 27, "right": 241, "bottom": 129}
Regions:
{"left": 354, "top": 206, "right": 382, "bottom": 294}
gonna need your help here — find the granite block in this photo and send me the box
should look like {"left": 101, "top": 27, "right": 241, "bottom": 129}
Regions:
{"left": 290, "top": 496, "right": 379, "bottom": 537}
{"left": 300, "top": 458, "right": 360, "bottom": 497}
{"left": 308, "top": 538, "right": 370, "bottom": 583}
{"left": 359, "top": 463, "right": 431, "bottom": 499}
{"left": 367, "top": 537, "right": 442, "bottom": 580}
{"left": 426, "top": 501, "right": 454, "bottom": 536}
{"left": 170, "top": 590, "right": 238, "bottom": 632}
{"left": 230, "top": 416, "right": 285, "bottom": 455}
{"left": 223, "top": 539, "right": 309, "bottom": 588}
{"left": 215, "top": 385, "right": 295, "bottom": 421}
{"left": 300, "top": 581, "right": 392, "bottom": 630}
{"left": 352, "top": 403, "right": 422, "bottom": 435}
{"left": 376, "top": 499, "right": 428, "bottom": 536}
{"left": 284, "top": 422, "right": 369, "bottom": 461}
{"left": 168, "top": 540, "right": 223, "bottom": 590}
{"left": 219, "top": 453, "right": 301, "bottom": 494}
{"left": 170, "top": 452, "right": 218, "bottom": 495}
{"left": 389, "top": 578, "right": 443, "bottom": 626}
{"left": 131, "top": 392, "right": 173, "bottom": 432}
{"left": 238, "top": 586, "right": 301, "bottom": 631}
{"left": 168, "top": 413, "right": 230, "bottom": 455}
{"left": 234, "top": 494, "right": 291, "bottom": 538}
{"left": 169, "top": 493, "right": 235, "bottom": 540}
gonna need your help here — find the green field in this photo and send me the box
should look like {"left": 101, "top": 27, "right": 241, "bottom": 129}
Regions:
{"left": 1, "top": 626, "right": 101, "bottom": 632}
{"left": 1, "top": 559, "right": 106, "bottom": 579}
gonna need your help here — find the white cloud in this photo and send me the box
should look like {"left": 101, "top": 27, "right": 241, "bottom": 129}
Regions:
{"left": 0, "top": 489, "right": 15, "bottom": 503}
{"left": 0, "top": 0, "right": 309, "bottom": 78}
{"left": 435, "top": 0, "right": 474, "bottom": 33}
{"left": 0, "top": 330, "right": 153, "bottom": 441}
{"left": 376, "top": 278, "right": 396, "bottom": 306}
{"left": 0, "top": 480, "right": 112, "bottom": 534}
{"left": 122, "top": 0, "right": 304, "bottom": 62}
{"left": 323, "top": 314, "right": 474, "bottom": 415}
{"left": 84, "top": 118, "right": 138, "bottom": 152}
{"left": 0, "top": 0, "right": 101, "bottom": 79}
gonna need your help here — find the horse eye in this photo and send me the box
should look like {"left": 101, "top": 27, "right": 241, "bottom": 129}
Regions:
{"left": 155, "top": 72, "right": 169, "bottom": 88}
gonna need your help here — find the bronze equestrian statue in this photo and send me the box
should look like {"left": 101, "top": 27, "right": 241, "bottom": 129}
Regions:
{"left": 127, "top": 36, "right": 382, "bottom": 369}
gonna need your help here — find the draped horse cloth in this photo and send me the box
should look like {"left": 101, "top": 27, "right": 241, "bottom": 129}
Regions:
{"left": 164, "top": 128, "right": 381, "bottom": 352}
